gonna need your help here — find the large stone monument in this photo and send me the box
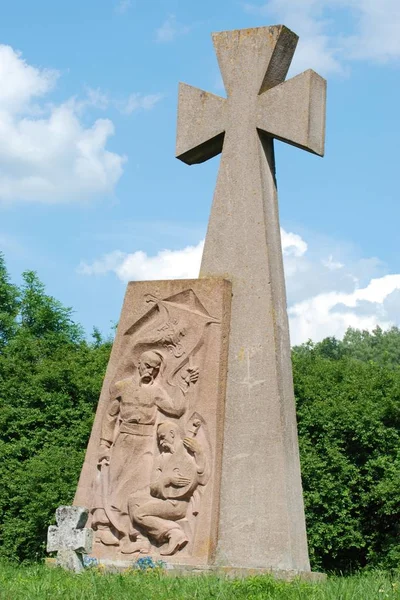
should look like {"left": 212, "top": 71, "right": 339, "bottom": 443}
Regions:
{"left": 73, "top": 25, "right": 326, "bottom": 577}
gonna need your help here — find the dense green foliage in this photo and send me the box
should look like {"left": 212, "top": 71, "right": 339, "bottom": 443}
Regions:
{"left": 0, "top": 254, "right": 111, "bottom": 561}
{"left": 0, "top": 253, "right": 399, "bottom": 573}
{"left": 0, "top": 562, "right": 399, "bottom": 600}
{"left": 294, "top": 331, "right": 400, "bottom": 572}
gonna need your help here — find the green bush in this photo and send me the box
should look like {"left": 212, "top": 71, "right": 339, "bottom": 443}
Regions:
{"left": 293, "top": 332, "right": 400, "bottom": 571}
{"left": 0, "top": 254, "right": 111, "bottom": 561}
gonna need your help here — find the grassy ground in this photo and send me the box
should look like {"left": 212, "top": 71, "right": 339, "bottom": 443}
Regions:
{"left": 0, "top": 562, "right": 399, "bottom": 600}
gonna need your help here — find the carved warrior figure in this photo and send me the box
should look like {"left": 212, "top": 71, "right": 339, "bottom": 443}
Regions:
{"left": 127, "top": 419, "right": 209, "bottom": 555}
{"left": 88, "top": 289, "right": 219, "bottom": 555}
{"left": 91, "top": 349, "right": 199, "bottom": 550}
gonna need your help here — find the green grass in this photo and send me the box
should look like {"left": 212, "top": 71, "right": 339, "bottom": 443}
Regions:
{"left": 0, "top": 562, "right": 399, "bottom": 600}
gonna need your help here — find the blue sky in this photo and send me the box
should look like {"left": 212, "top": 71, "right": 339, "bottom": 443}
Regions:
{"left": 1, "top": 0, "right": 400, "bottom": 344}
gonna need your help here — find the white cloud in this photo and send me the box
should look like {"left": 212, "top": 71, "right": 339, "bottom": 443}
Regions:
{"left": 344, "top": 0, "right": 400, "bottom": 63}
{"left": 0, "top": 45, "right": 58, "bottom": 114}
{"left": 75, "top": 88, "right": 164, "bottom": 117}
{"left": 77, "top": 250, "right": 127, "bottom": 276}
{"left": 322, "top": 255, "right": 344, "bottom": 271}
{"left": 283, "top": 233, "right": 400, "bottom": 345}
{"left": 243, "top": 0, "right": 400, "bottom": 76}
{"left": 0, "top": 47, "right": 162, "bottom": 204}
{"left": 281, "top": 229, "right": 308, "bottom": 257}
{"left": 78, "top": 228, "right": 400, "bottom": 345}
{"left": 78, "top": 240, "right": 204, "bottom": 281}
{"left": 119, "top": 93, "right": 164, "bottom": 115}
{"left": 155, "top": 14, "right": 191, "bottom": 43}
{"left": 288, "top": 274, "right": 400, "bottom": 345}
{"left": 80, "top": 87, "right": 110, "bottom": 111}
{"left": 0, "top": 45, "right": 125, "bottom": 204}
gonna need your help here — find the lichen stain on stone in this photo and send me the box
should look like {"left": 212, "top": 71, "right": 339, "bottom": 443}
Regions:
{"left": 196, "top": 536, "right": 213, "bottom": 557}
{"left": 238, "top": 347, "right": 245, "bottom": 361}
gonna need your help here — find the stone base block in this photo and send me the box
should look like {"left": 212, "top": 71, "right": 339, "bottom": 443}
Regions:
{"left": 75, "top": 557, "right": 326, "bottom": 581}
{"left": 169, "top": 564, "right": 326, "bottom": 582}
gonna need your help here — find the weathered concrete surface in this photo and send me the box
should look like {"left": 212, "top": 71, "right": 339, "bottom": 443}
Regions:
{"left": 47, "top": 506, "right": 93, "bottom": 573}
{"left": 176, "top": 25, "right": 326, "bottom": 571}
{"left": 55, "top": 550, "right": 86, "bottom": 573}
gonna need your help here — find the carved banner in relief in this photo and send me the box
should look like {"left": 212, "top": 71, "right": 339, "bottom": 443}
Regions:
{"left": 74, "top": 279, "right": 231, "bottom": 564}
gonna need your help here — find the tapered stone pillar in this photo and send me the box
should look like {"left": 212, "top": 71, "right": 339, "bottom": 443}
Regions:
{"left": 176, "top": 25, "right": 326, "bottom": 570}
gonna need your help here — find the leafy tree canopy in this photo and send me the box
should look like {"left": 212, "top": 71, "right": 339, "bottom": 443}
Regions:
{"left": 0, "top": 253, "right": 112, "bottom": 561}
{"left": 293, "top": 329, "right": 400, "bottom": 571}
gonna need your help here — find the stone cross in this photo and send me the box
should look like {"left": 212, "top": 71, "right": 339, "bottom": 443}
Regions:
{"left": 47, "top": 506, "right": 93, "bottom": 573}
{"left": 176, "top": 26, "right": 326, "bottom": 571}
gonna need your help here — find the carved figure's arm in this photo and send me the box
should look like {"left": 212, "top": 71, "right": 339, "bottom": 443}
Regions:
{"left": 155, "top": 387, "right": 186, "bottom": 418}
{"left": 98, "top": 384, "right": 120, "bottom": 463}
{"left": 183, "top": 437, "right": 209, "bottom": 484}
{"left": 150, "top": 461, "right": 165, "bottom": 499}
{"left": 181, "top": 364, "right": 200, "bottom": 392}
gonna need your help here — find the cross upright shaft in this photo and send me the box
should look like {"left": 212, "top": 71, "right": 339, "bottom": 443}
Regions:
{"left": 176, "top": 26, "right": 326, "bottom": 571}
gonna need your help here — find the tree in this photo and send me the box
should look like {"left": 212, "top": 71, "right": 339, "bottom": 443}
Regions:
{"left": 0, "top": 259, "right": 111, "bottom": 561}
{"left": 342, "top": 326, "right": 400, "bottom": 368}
{"left": 293, "top": 333, "right": 400, "bottom": 572}
{"left": 0, "top": 253, "right": 19, "bottom": 348}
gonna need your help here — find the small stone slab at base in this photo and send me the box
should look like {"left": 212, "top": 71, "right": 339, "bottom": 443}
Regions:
{"left": 47, "top": 506, "right": 93, "bottom": 574}
{"left": 55, "top": 550, "right": 86, "bottom": 573}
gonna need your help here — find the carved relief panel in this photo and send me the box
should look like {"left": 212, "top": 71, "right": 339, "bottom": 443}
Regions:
{"left": 74, "top": 279, "right": 231, "bottom": 564}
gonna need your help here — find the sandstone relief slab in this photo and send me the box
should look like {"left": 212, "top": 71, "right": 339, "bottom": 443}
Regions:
{"left": 74, "top": 278, "right": 231, "bottom": 564}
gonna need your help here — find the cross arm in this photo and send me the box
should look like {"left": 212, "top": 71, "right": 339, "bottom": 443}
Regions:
{"left": 257, "top": 69, "right": 326, "bottom": 156}
{"left": 176, "top": 83, "right": 226, "bottom": 165}
{"left": 47, "top": 525, "right": 93, "bottom": 553}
